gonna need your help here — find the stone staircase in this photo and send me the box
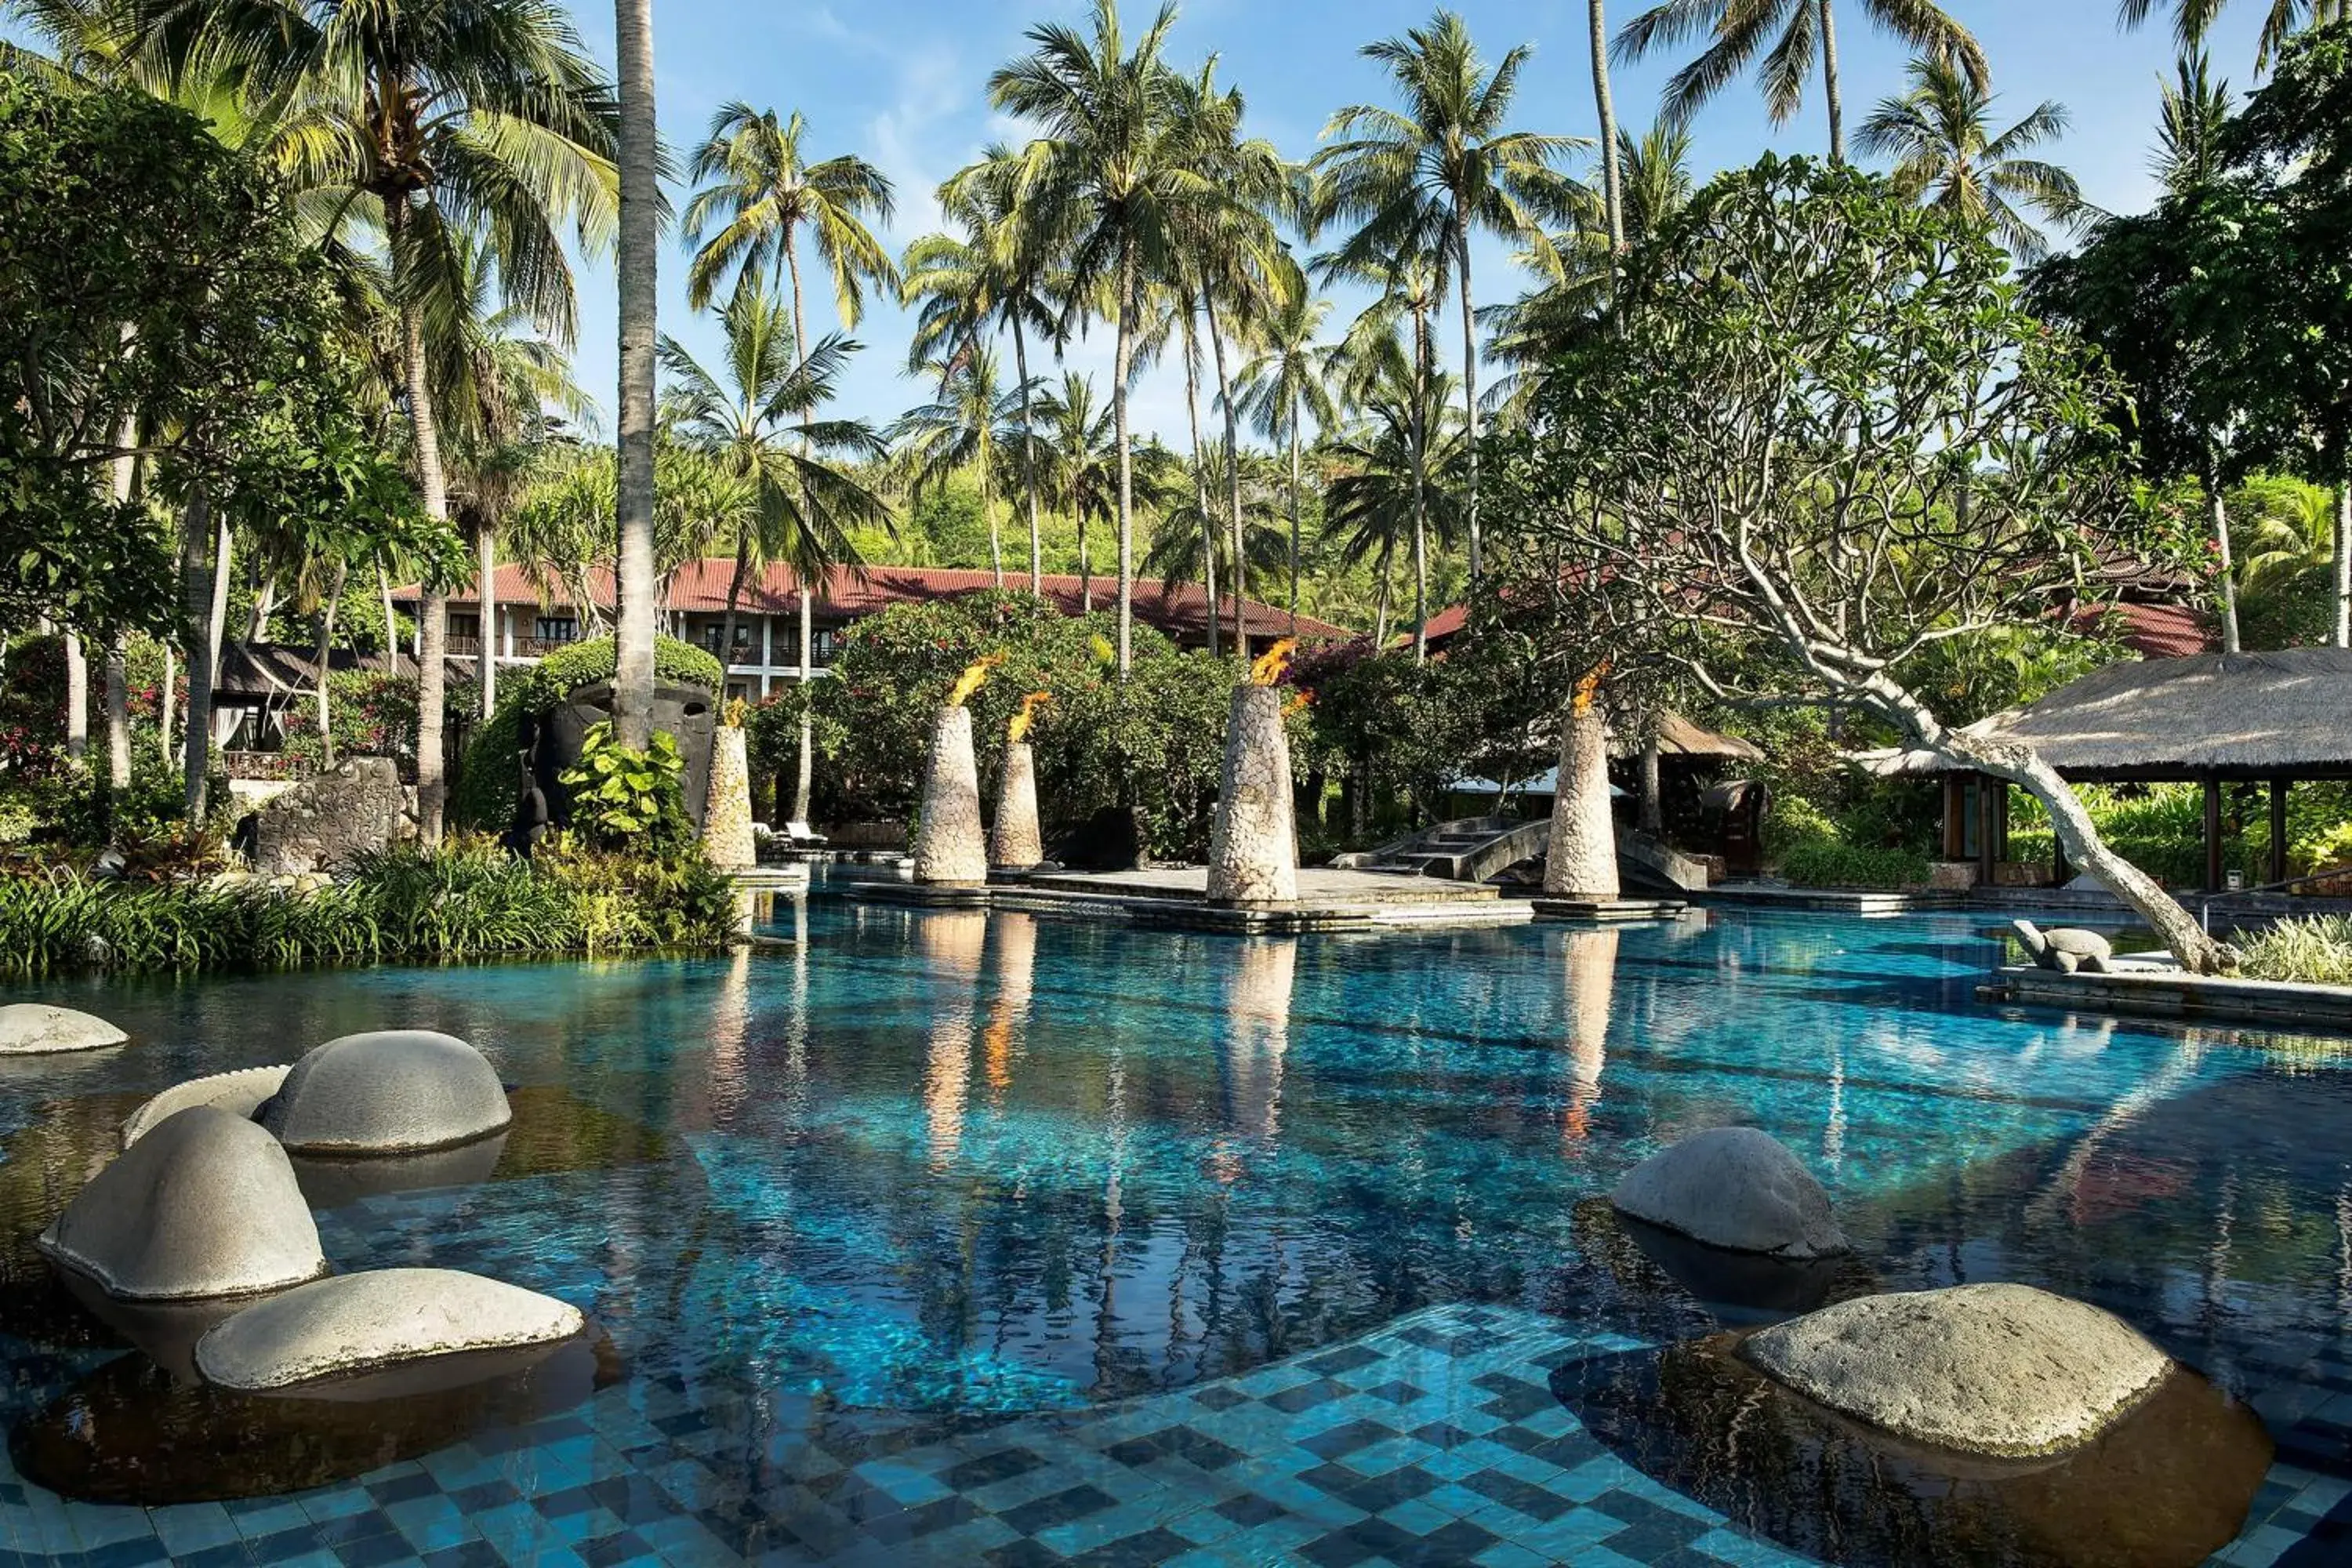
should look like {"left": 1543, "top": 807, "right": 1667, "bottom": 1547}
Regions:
{"left": 1344, "top": 815, "right": 1554, "bottom": 884}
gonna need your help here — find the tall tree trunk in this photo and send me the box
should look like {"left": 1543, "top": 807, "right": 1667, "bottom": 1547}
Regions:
{"left": 1590, "top": 0, "right": 1625, "bottom": 252}
{"left": 612, "top": 0, "right": 661, "bottom": 753}
{"left": 1112, "top": 238, "right": 1138, "bottom": 678}
{"left": 2204, "top": 454, "right": 2241, "bottom": 655}
{"left": 1455, "top": 216, "right": 1483, "bottom": 585}
{"left": 377, "top": 560, "right": 398, "bottom": 673}
{"left": 104, "top": 412, "right": 136, "bottom": 793}
{"left": 314, "top": 558, "right": 347, "bottom": 765}
{"left": 180, "top": 485, "right": 216, "bottom": 821}
{"left": 1078, "top": 495, "right": 1093, "bottom": 612}
{"left": 1012, "top": 314, "right": 1044, "bottom": 593}
{"left": 1410, "top": 302, "right": 1431, "bottom": 664}
{"left": 1639, "top": 735, "right": 1663, "bottom": 837}
{"left": 719, "top": 528, "right": 750, "bottom": 670}
{"left": 792, "top": 586, "right": 815, "bottom": 823}
{"left": 158, "top": 644, "right": 175, "bottom": 768}
{"left": 1373, "top": 553, "right": 1393, "bottom": 650}
{"left": 983, "top": 456, "right": 1004, "bottom": 588}
{"left": 2336, "top": 477, "right": 2351, "bottom": 649}
{"left": 1818, "top": 0, "right": 1846, "bottom": 165}
{"left": 400, "top": 292, "right": 452, "bottom": 842}
{"left": 477, "top": 521, "right": 499, "bottom": 720}
{"left": 1287, "top": 405, "right": 1302, "bottom": 636}
{"left": 1205, "top": 303, "right": 1247, "bottom": 656}
{"left": 64, "top": 633, "right": 87, "bottom": 762}
{"left": 1181, "top": 311, "right": 1219, "bottom": 659}
{"left": 244, "top": 580, "right": 277, "bottom": 642}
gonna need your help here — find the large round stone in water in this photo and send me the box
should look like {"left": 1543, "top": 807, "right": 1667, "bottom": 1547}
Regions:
{"left": 1743, "top": 1284, "right": 2169, "bottom": 1457}
{"left": 0, "top": 1004, "right": 127, "bottom": 1055}
{"left": 11, "top": 1334, "right": 615, "bottom": 1504}
{"left": 260, "top": 1030, "right": 510, "bottom": 1155}
{"left": 196, "top": 1268, "right": 585, "bottom": 1392}
{"left": 1553, "top": 1331, "right": 2272, "bottom": 1568}
{"left": 1611, "top": 1126, "right": 1848, "bottom": 1259}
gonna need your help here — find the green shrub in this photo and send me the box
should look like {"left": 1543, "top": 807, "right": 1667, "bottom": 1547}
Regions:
{"left": 557, "top": 723, "right": 692, "bottom": 853}
{"left": 0, "top": 837, "right": 737, "bottom": 978}
{"left": 452, "top": 633, "right": 720, "bottom": 832}
{"left": 1779, "top": 838, "right": 1931, "bottom": 889}
{"left": 2233, "top": 916, "right": 2352, "bottom": 987}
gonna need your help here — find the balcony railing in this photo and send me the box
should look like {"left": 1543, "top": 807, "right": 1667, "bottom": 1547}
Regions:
{"left": 445, "top": 634, "right": 582, "bottom": 659}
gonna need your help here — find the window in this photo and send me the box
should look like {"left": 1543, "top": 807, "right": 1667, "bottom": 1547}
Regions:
{"left": 448, "top": 613, "right": 481, "bottom": 641}
{"left": 535, "top": 616, "right": 577, "bottom": 644}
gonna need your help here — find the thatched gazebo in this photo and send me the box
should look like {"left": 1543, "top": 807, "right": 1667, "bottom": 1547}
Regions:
{"left": 1857, "top": 649, "right": 2352, "bottom": 891}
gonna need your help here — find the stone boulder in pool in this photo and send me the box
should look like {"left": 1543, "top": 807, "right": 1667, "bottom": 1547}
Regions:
{"left": 0, "top": 1004, "right": 127, "bottom": 1056}
{"left": 39, "top": 1106, "right": 327, "bottom": 1301}
{"left": 1610, "top": 1126, "right": 1847, "bottom": 1260}
{"left": 259, "top": 1030, "right": 510, "bottom": 1155}
{"left": 2012, "top": 920, "right": 2115, "bottom": 975}
{"left": 1741, "top": 1283, "right": 2171, "bottom": 1457}
{"left": 121, "top": 1065, "right": 292, "bottom": 1148}
{"left": 195, "top": 1268, "right": 584, "bottom": 1392}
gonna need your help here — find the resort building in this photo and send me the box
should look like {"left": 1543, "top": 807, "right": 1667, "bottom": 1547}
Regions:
{"left": 392, "top": 560, "right": 1351, "bottom": 703}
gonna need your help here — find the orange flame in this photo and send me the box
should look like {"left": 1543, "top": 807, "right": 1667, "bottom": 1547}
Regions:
{"left": 1249, "top": 637, "right": 1297, "bottom": 687}
{"left": 1281, "top": 690, "right": 1312, "bottom": 718}
{"left": 1570, "top": 662, "right": 1610, "bottom": 717}
{"left": 946, "top": 654, "right": 1004, "bottom": 709}
{"left": 1008, "top": 690, "right": 1053, "bottom": 743}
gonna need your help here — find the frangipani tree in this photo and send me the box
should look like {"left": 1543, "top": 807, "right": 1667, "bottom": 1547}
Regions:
{"left": 1484, "top": 155, "right": 2233, "bottom": 972}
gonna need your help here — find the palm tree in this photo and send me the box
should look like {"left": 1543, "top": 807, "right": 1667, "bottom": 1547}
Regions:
{"left": 990, "top": 0, "right": 1264, "bottom": 677}
{"left": 1858, "top": 58, "right": 2085, "bottom": 261}
{"left": 662, "top": 290, "right": 890, "bottom": 821}
{"left": 916, "top": 148, "right": 1065, "bottom": 593}
{"left": 2118, "top": 0, "right": 2347, "bottom": 71}
{"left": 615, "top": 0, "right": 658, "bottom": 752}
{"left": 143, "top": 0, "right": 623, "bottom": 833}
{"left": 1323, "top": 366, "right": 1467, "bottom": 652}
{"left": 1589, "top": 0, "right": 1627, "bottom": 252}
{"left": 1236, "top": 294, "right": 1336, "bottom": 632}
{"left": 892, "top": 344, "right": 1029, "bottom": 590}
{"left": 1033, "top": 372, "right": 1120, "bottom": 610}
{"left": 2153, "top": 52, "right": 2232, "bottom": 197}
{"left": 683, "top": 107, "right": 899, "bottom": 323}
{"left": 1615, "top": 0, "right": 1986, "bottom": 165}
{"left": 1316, "top": 10, "right": 1584, "bottom": 585}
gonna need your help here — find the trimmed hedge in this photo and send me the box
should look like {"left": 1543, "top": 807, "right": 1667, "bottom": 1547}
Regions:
{"left": 453, "top": 635, "right": 722, "bottom": 832}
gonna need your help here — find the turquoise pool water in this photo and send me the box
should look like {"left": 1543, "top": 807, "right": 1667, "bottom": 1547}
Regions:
{"left": 3, "top": 898, "right": 2350, "bottom": 1566}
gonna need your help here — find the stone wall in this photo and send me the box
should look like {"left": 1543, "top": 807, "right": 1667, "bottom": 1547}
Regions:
{"left": 1544, "top": 697, "right": 1620, "bottom": 898}
{"left": 990, "top": 742, "right": 1044, "bottom": 869}
{"left": 1206, "top": 685, "right": 1298, "bottom": 906}
{"left": 252, "top": 757, "right": 407, "bottom": 877}
{"left": 911, "top": 706, "right": 989, "bottom": 885}
{"left": 703, "top": 728, "right": 757, "bottom": 871}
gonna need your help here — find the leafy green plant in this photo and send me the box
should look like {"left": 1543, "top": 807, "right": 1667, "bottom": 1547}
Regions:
{"left": 557, "top": 722, "right": 691, "bottom": 852}
{"left": 2233, "top": 916, "right": 2352, "bottom": 987}
{"left": 1779, "top": 839, "right": 1933, "bottom": 890}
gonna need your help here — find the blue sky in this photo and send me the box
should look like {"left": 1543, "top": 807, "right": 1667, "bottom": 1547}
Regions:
{"left": 562, "top": 0, "right": 2272, "bottom": 445}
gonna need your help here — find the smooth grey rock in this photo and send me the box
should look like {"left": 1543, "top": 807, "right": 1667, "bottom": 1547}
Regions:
{"left": 39, "top": 1106, "right": 326, "bottom": 1301}
{"left": 2012, "top": 920, "right": 2116, "bottom": 975}
{"left": 252, "top": 757, "right": 405, "bottom": 876}
{"left": 122, "top": 1065, "right": 293, "bottom": 1148}
{"left": 260, "top": 1031, "right": 510, "bottom": 1155}
{"left": 1611, "top": 1127, "right": 1848, "bottom": 1260}
{"left": 0, "top": 1004, "right": 127, "bottom": 1056}
{"left": 195, "top": 1268, "right": 584, "bottom": 1391}
{"left": 1742, "top": 1283, "right": 2172, "bottom": 1457}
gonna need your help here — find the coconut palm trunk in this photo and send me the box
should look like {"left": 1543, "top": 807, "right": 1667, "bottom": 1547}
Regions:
{"left": 792, "top": 585, "right": 815, "bottom": 822}
{"left": 1012, "top": 315, "right": 1044, "bottom": 593}
{"left": 613, "top": 0, "right": 661, "bottom": 754}
{"left": 400, "top": 296, "right": 452, "bottom": 841}
{"left": 2203, "top": 452, "right": 2241, "bottom": 654}
{"left": 378, "top": 561, "right": 398, "bottom": 673}
{"left": 1819, "top": 0, "right": 1846, "bottom": 164}
{"left": 314, "top": 559, "right": 347, "bottom": 764}
{"left": 1113, "top": 240, "right": 1138, "bottom": 677}
{"left": 64, "top": 635, "right": 87, "bottom": 762}
{"left": 179, "top": 485, "right": 217, "bottom": 819}
{"left": 2335, "top": 480, "right": 2350, "bottom": 648}
{"left": 1454, "top": 216, "right": 1483, "bottom": 585}
{"left": 1180, "top": 310, "right": 1221, "bottom": 659}
{"left": 1410, "top": 303, "right": 1432, "bottom": 664}
{"left": 1286, "top": 405, "right": 1302, "bottom": 635}
{"left": 1204, "top": 303, "right": 1247, "bottom": 655}
{"left": 1590, "top": 0, "right": 1625, "bottom": 251}
{"left": 477, "top": 521, "right": 498, "bottom": 720}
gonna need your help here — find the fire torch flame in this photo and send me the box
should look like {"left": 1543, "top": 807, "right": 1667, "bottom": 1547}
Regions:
{"left": 1281, "top": 690, "right": 1312, "bottom": 718}
{"left": 1009, "top": 690, "right": 1053, "bottom": 742}
{"left": 946, "top": 654, "right": 1004, "bottom": 709}
{"left": 1249, "top": 638, "right": 1297, "bottom": 687}
{"left": 1570, "top": 662, "right": 1610, "bottom": 716}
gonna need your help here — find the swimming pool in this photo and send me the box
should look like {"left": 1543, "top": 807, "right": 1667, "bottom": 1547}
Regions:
{"left": 2, "top": 898, "right": 2349, "bottom": 1566}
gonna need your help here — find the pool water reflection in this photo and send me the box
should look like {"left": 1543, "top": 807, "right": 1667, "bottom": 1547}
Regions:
{"left": 2, "top": 898, "right": 2350, "bottom": 1564}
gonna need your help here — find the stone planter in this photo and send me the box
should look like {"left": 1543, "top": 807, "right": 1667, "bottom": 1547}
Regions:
{"left": 911, "top": 706, "right": 988, "bottom": 886}
{"left": 1206, "top": 685, "right": 1298, "bottom": 906}
{"left": 991, "top": 741, "right": 1044, "bottom": 870}
{"left": 703, "top": 728, "right": 757, "bottom": 871}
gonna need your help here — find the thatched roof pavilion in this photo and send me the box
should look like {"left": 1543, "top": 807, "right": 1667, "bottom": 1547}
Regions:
{"left": 1619, "top": 710, "right": 1766, "bottom": 764}
{"left": 1856, "top": 649, "right": 2352, "bottom": 891}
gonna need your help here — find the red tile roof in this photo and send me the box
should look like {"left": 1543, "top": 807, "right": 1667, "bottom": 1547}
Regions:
{"left": 402, "top": 560, "right": 1350, "bottom": 643}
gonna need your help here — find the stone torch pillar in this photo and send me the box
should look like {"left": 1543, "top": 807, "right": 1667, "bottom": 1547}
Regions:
{"left": 1544, "top": 682, "right": 1621, "bottom": 898}
{"left": 991, "top": 742, "right": 1044, "bottom": 870}
{"left": 1206, "top": 685, "right": 1299, "bottom": 906}
{"left": 703, "top": 725, "right": 757, "bottom": 871}
{"left": 912, "top": 706, "right": 989, "bottom": 885}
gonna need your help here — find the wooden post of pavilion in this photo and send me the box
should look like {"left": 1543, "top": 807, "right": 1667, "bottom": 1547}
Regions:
{"left": 2270, "top": 778, "right": 2289, "bottom": 886}
{"left": 2203, "top": 775, "right": 2224, "bottom": 893}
